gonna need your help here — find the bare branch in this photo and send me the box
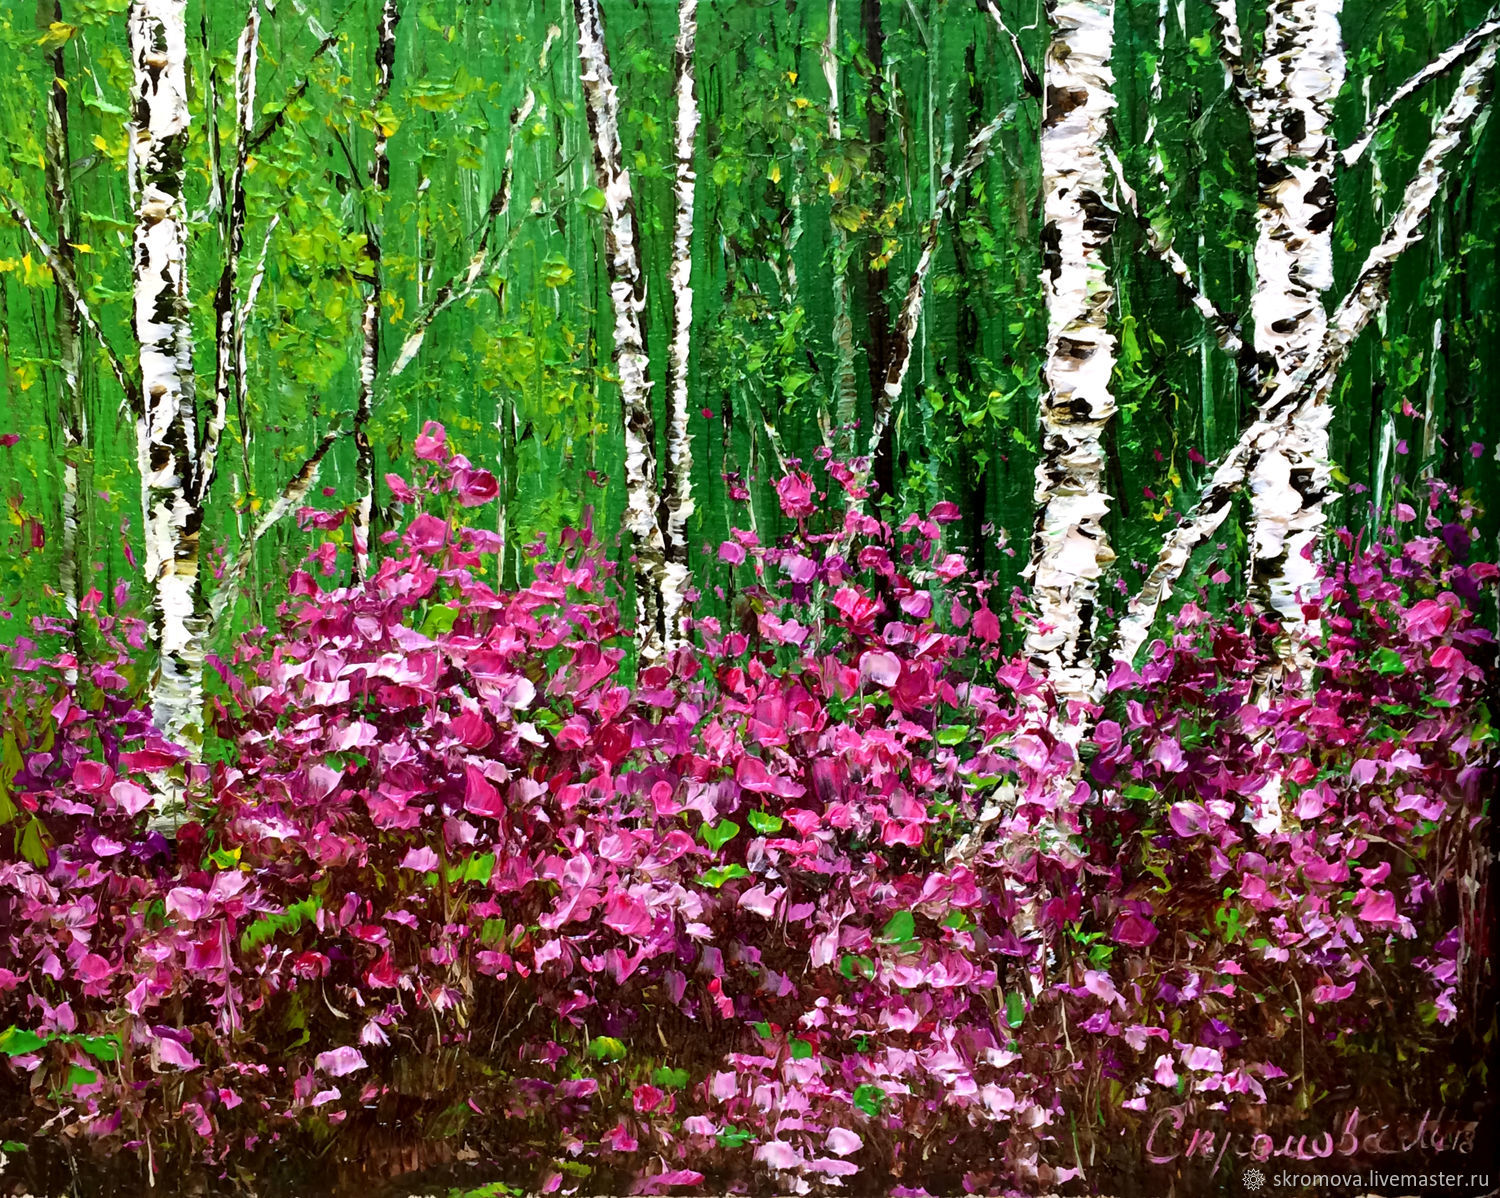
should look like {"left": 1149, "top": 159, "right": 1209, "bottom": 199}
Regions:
{"left": 1344, "top": 6, "right": 1500, "bottom": 165}
{"left": 0, "top": 191, "right": 138, "bottom": 415}
{"left": 1103, "top": 147, "right": 1244, "bottom": 357}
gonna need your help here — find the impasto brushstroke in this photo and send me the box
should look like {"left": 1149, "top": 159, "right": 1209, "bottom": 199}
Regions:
{"left": 0, "top": 0, "right": 1496, "bottom": 1195}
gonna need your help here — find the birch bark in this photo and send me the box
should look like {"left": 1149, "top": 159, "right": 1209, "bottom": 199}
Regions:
{"left": 661, "top": 0, "right": 699, "bottom": 641}
{"left": 574, "top": 0, "right": 670, "bottom": 659}
{"left": 129, "top": 0, "right": 205, "bottom": 766}
{"left": 1023, "top": 0, "right": 1119, "bottom": 713}
{"left": 353, "top": 0, "right": 400, "bottom": 585}
{"left": 1244, "top": 0, "right": 1345, "bottom": 662}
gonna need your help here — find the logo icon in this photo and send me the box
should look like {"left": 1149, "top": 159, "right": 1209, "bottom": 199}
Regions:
{"left": 1242, "top": 1167, "right": 1266, "bottom": 1192}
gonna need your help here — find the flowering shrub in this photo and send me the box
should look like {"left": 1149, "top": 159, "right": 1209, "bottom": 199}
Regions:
{"left": 0, "top": 431, "right": 1491, "bottom": 1196}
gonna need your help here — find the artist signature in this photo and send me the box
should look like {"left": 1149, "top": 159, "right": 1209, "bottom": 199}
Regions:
{"left": 1145, "top": 1105, "right": 1480, "bottom": 1176}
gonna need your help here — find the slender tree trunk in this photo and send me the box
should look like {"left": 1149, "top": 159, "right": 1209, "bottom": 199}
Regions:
{"left": 1023, "top": 0, "right": 1119, "bottom": 713}
{"left": 1244, "top": 0, "right": 1345, "bottom": 661}
{"left": 353, "top": 0, "right": 399, "bottom": 585}
{"left": 201, "top": 0, "right": 260, "bottom": 508}
{"left": 661, "top": 0, "right": 699, "bottom": 641}
{"left": 129, "top": 0, "right": 205, "bottom": 767}
{"left": 574, "top": 0, "right": 670, "bottom": 660}
{"left": 41, "top": 0, "right": 84, "bottom": 633}
{"left": 824, "top": 0, "right": 860, "bottom": 451}
{"left": 862, "top": 0, "right": 894, "bottom": 500}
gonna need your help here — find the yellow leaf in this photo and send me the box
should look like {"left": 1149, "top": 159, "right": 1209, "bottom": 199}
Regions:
{"left": 68, "top": 243, "right": 92, "bottom": 254}
{"left": 768, "top": 161, "right": 781, "bottom": 184}
{"left": 793, "top": 96, "right": 810, "bottom": 110}
{"left": 37, "top": 22, "right": 76, "bottom": 49}
{"left": 786, "top": 71, "right": 798, "bottom": 84}
{"left": 0, "top": 259, "right": 17, "bottom": 273}
{"left": 92, "top": 134, "right": 109, "bottom": 153}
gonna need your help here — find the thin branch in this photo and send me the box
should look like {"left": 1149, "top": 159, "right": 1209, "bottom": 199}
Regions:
{"left": 1343, "top": 5, "right": 1500, "bottom": 165}
{"left": 388, "top": 90, "right": 536, "bottom": 378}
{"left": 208, "top": 422, "right": 342, "bottom": 629}
{"left": 200, "top": 0, "right": 261, "bottom": 508}
{"left": 863, "top": 104, "right": 1014, "bottom": 462}
{"left": 976, "top": 0, "right": 1041, "bottom": 97}
{"left": 1103, "top": 146, "right": 1244, "bottom": 356}
{"left": 0, "top": 191, "right": 138, "bottom": 414}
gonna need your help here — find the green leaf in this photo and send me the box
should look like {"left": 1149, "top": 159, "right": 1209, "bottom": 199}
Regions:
{"left": 0, "top": 1027, "right": 46, "bottom": 1056}
{"left": 746, "top": 810, "right": 783, "bottom": 835}
{"left": 17, "top": 818, "right": 49, "bottom": 868}
{"left": 587, "top": 1036, "right": 626, "bottom": 1062}
{"left": 696, "top": 864, "right": 750, "bottom": 889}
{"left": 421, "top": 604, "right": 459, "bottom": 636}
{"left": 651, "top": 1066, "right": 690, "bottom": 1090}
{"left": 852, "top": 1083, "right": 885, "bottom": 1117}
{"left": 839, "top": 953, "right": 875, "bottom": 980}
{"left": 1005, "top": 991, "right": 1026, "bottom": 1029}
{"left": 580, "top": 187, "right": 608, "bottom": 212}
{"left": 935, "top": 724, "right": 970, "bottom": 746}
{"left": 240, "top": 897, "right": 321, "bottom": 953}
{"left": 72, "top": 1034, "right": 121, "bottom": 1063}
{"left": 716, "top": 1124, "right": 752, "bottom": 1147}
{"left": 1372, "top": 647, "right": 1407, "bottom": 675}
{"left": 752, "top": 1021, "right": 773, "bottom": 1039}
{"left": 701, "top": 820, "right": 740, "bottom": 852}
{"left": 880, "top": 910, "right": 916, "bottom": 945}
{"left": 790, "top": 1038, "right": 814, "bottom": 1060}
{"left": 64, "top": 1066, "right": 97, "bottom": 1090}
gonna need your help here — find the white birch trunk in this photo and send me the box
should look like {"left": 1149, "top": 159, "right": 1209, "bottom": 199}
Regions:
{"left": 353, "top": 0, "right": 399, "bottom": 585}
{"left": 661, "top": 0, "right": 699, "bottom": 642}
{"left": 1244, "top": 0, "right": 1345, "bottom": 662}
{"left": 129, "top": 0, "right": 205, "bottom": 772}
{"left": 1023, "top": 0, "right": 1119, "bottom": 714}
{"left": 575, "top": 0, "right": 670, "bottom": 659}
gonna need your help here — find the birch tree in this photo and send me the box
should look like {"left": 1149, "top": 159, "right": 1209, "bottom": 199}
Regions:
{"left": 1114, "top": 37, "right": 1499, "bottom": 672}
{"left": 574, "top": 0, "right": 671, "bottom": 659}
{"left": 128, "top": 0, "right": 205, "bottom": 763}
{"left": 1243, "top": 0, "right": 1346, "bottom": 664}
{"left": 1023, "top": 0, "right": 1119, "bottom": 714}
{"left": 662, "top": 0, "right": 699, "bottom": 641}
{"left": 352, "top": 0, "right": 400, "bottom": 584}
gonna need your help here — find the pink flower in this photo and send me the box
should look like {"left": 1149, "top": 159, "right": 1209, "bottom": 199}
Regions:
{"left": 110, "top": 780, "right": 153, "bottom": 816}
{"left": 413, "top": 420, "right": 448, "bottom": 461}
{"left": 463, "top": 766, "right": 505, "bottom": 819}
{"left": 398, "top": 846, "right": 439, "bottom": 872}
{"left": 859, "top": 650, "right": 901, "bottom": 688}
{"left": 314, "top": 1046, "right": 368, "bottom": 1077}
{"left": 774, "top": 472, "right": 816, "bottom": 518}
{"left": 455, "top": 468, "right": 499, "bottom": 507}
{"left": 404, "top": 513, "right": 449, "bottom": 552}
{"left": 826, "top": 1128, "right": 863, "bottom": 1156}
